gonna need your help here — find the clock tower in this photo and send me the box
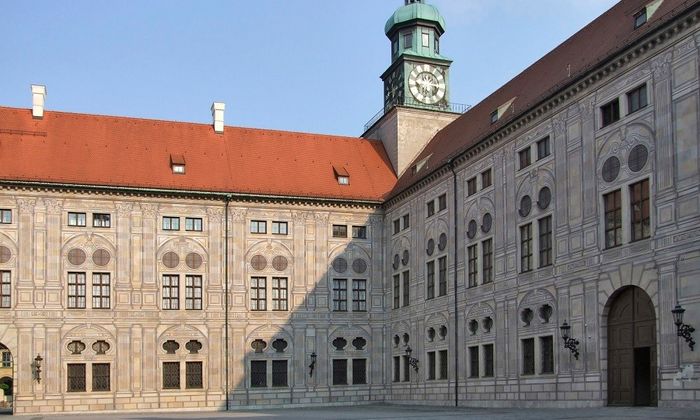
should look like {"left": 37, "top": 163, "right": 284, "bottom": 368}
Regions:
{"left": 382, "top": 0, "right": 452, "bottom": 111}
{"left": 363, "top": 0, "right": 463, "bottom": 177}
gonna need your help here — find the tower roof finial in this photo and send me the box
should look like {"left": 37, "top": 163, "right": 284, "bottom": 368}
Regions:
{"left": 405, "top": 0, "right": 424, "bottom": 4}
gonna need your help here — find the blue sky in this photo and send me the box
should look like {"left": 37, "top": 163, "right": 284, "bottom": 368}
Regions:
{"left": 1, "top": 0, "right": 617, "bottom": 136}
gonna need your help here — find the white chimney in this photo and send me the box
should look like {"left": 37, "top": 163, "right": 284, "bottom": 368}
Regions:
{"left": 31, "top": 84, "right": 47, "bottom": 119}
{"left": 211, "top": 102, "right": 225, "bottom": 134}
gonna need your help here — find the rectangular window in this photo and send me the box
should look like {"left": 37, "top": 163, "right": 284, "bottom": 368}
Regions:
{"left": 469, "top": 346, "right": 479, "bottom": 378}
{"left": 604, "top": 190, "right": 623, "bottom": 248}
{"left": 426, "top": 261, "right": 435, "bottom": 300}
{"left": 0, "top": 271, "right": 10, "bottom": 308}
{"left": 91, "top": 273, "right": 110, "bottom": 309}
{"left": 393, "top": 219, "right": 400, "bottom": 235}
{"left": 393, "top": 274, "right": 400, "bottom": 309}
{"left": 541, "top": 336, "right": 554, "bottom": 374}
{"left": 601, "top": 98, "right": 620, "bottom": 127}
{"left": 522, "top": 338, "right": 535, "bottom": 375}
{"left": 403, "top": 32, "right": 412, "bottom": 49}
{"left": 250, "top": 277, "right": 266, "bottom": 311}
{"left": 393, "top": 356, "right": 401, "bottom": 382}
{"left": 186, "top": 361, "right": 203, "bottom": 389}
{"left": 272, "top": 277, "right": 288, "bottom": 311}
{"left": 333, "top": 279, "right": 347, "bottom": 312}
{"left": 272, "top": 360, "right": 288, "bottom": 387}
{"left": 67, "top": 272, "right": 86, "bottom": 309}
{"left": 352, "top": 225, "right": 367, "bottom": 239}
{"left": 402, "top": 214, "right": 410, "bottom": 229}
{"left": 67, "top": 363, "right": 86, "bottom": 392}
{"left": 426, "top": 200, "right": 435, "bottom": 217}
{"left": 92, "top": 213, "right": 111, "bottom": 228}
{"left": 438, "top": 193, "right": 447, "bottom": 211}
{"left": 467, "top": 244, "right": 478, "bottom": 288}
{"left": 1, "top": 351, "right": 11, "bottom": 368}
{"left": 467, "top": 177, "right": 477, "bottom": 196}
{"left": 162, "top": 274, "right": 179, "bottom": 310}
{"left": 484, "top": 344, "right": 494, "bottom": 377}
{"left": 332, "top": 224, "right": 347, "bottom": 238}
{"left": 490, "top": 110, "right": 498, "bottom": 124}
{"left": 185, "top": 217, "right": 203, "bottom": 232}
{"left": 427, "top": 351, "right": 436, "bottom": 380}
{"left": 0, "top": 209, "right": 11, "bottom": 224}
{"left": 482, "top": 239, "right": 493, "bottom": 284}
{"left": 271, "top": 221, "right": 288, "bottom": 235}
{"left": 403, "top": 355, "right": 410, "bottom": 382}
{"left": 538, "top": 216, "right": 552, "bottom": 268}
{"left": 185, "top": 275, "right": 203, "bottom": 310}
{"left": 162, "top": 216, "right": 180, "bottom": 231}
{"left": 520, "top": 223, "right": 533, "bottom": 273}
{"left": 519, "top": 148, "right": 531, "bottom": 169}
{"left": 68, "top": 212, "right": 86, "bottom": 227}
{"left": 630, "top": 179, "right": 650, "bottom": 241}
{"left": 634, "top": 8, "right": 647, "bottom": 28}
{"left": 627, "top": 84, "right": 648, "bottom": 114}
{"left": 392, "top": 38, "right": 399, "bottom": 55}
{"left": 481, "top": 169, "right": 492, "bottom": 189}
{"left": 402, "top": 271, "right": 409, "bottom": 307}
{"left": 537, "top": 136, "right": 550, "bottom": 160}
{"left": 352, "top": 359, "right": 367, "bottom": 385}
{"left": 352, "top": 279, "right": 367, "bottom": 312}
{"left": 250, "top": 360, "right": 267, "bottom": 388}
{"left": 250, "top": 220, "right": 267, "bottom": 234}
{"left": 439, "top": 349, "right": 448, "bottom": 380}
{"left": 332, "top": 359, "right": 348, "bottom": 385}
{"left": 163, "top": 361, "right": 180, "bottom": 389}
{"left": 438, "top": 256, "right": 447, "bottom": 296}
{"left": 421, "top": 32, "right": 429, "bottom": 48}
{"left": 92, "top": 363, "right": 110, "bottom": 392}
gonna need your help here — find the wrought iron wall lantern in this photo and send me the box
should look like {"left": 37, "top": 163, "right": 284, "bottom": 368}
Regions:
{"left": 308, "top": 352, "right": 317, "bottom": 377}
{"left": 33, "top": 353, "right": 43, "bottom": 383}
{"left": 560, "top": 321, "right": 580, "bottom": 360}
{"left": 405, "top": 345, "right": 419, "bottom": 372}
{"left": 672, "top": 303, "right": 695, "bottom": 351}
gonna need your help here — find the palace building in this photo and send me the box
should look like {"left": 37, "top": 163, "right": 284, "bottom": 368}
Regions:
{"left": 0, "top": 0, "right": 699, "bottom": 414}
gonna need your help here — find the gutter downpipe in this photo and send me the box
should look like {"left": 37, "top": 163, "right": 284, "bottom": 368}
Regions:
{"left": 448, "top": 159, "right": 459, "bottom": 407}
{"left": 224, "top": 195, "right": 231, "bottom": 410}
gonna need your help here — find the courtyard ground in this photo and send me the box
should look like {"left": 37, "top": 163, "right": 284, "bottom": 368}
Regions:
{"left": 4, "top": 403, "right": 698, "bottom": 419}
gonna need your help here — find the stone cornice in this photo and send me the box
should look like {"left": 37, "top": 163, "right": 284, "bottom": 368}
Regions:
{"left": 384, "top": 5, "right": 700, "bottom": 210}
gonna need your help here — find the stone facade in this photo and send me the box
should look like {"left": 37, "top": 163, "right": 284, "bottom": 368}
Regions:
{"left": 384, "top": 14, "right": 700, "bottom": 410}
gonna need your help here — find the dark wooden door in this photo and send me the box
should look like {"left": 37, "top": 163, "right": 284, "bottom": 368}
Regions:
{"left": 607, "top": 287, "right": 657, "bottom": 406}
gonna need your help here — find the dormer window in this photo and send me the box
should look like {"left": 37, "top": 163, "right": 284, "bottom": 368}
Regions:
{"left": 634, "top": 8, "right": 647, "bottom": 28}
{"left": 333, "top": 166, "right": 350, "bottom": 185}
{"left": 490, "top": 110, "right": 498, "bottom": 124}
{"left": 170, "top": 154, "right": 186, "bottom": 174}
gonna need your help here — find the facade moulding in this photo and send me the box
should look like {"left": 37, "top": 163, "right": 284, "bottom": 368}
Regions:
{"left": 384, "top": 6, "right": 700, "bottom": 210}
{"left": 0, "top": 180, "right": 384, "bottom": 210}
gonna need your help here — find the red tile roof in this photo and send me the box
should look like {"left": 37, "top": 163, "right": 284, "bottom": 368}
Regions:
{"left": 390, "top": 0, "right": 699, "bottom": 198}
{"left": 0, "top": 107, "right": 396, "bottom": 202}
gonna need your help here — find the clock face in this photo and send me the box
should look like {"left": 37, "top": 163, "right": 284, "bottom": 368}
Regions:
{"left": 408, "top": 64, "right": 446, "bottom": 105}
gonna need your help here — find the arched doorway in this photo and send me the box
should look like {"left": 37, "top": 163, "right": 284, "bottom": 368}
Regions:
{"left": 0, "top": 343, "right": 12, "bottom": 414}
{"left": 607, "top": 286, "right": 657, "bottom": 406}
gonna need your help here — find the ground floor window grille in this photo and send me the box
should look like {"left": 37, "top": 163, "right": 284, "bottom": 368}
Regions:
{"left": 186, "top": 361, "right": 203, "bottom": 389}
{"left": 484, "top": 344, "right": 494, "bottom": 377}
{"left": 163, "top": 362, "right": 180, "bottom": 389}
{"left": 332, "top": 359, "right": 348, "bottom": 385}
{"left": 427, "top": 351, "right": 436, "bottom": 380}
{"left": 250, "top": 360, "right": 267, "bottom": 388}
{"left": 540, "top": 336, "right": 554, "bottom": 374}
{"left": 67, "top": 363, "right": 86, "bottom": 392}
{"left": 439, "top": 349, "right": 448, "bottom": 380}
{"left": 522, "top": 338, "right": 535, "bottom": 375}
{"left": 393, "top": 356, "right": 400, "bottom": 382}
{"left": 352, "top": 358, "right": 367, "bottom": 384}
{"left": 92, "top": 363, "right": 110, "bottom": 391}
{"left": 272, "top": 360, "right": 288, "bottom": 387}
{"left": 469, "top": 346, "right": 479, "bottom": 378}
{"left": 403, "top": 355, "right": 410, "bottom": 382}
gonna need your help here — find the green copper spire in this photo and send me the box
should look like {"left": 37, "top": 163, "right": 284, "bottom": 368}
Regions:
{"left": 381, "top": 1, "right": 453, "bottom": 112}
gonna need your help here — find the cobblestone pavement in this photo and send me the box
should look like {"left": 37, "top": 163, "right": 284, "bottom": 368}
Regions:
{"left": 8, "top": 403, "right": 699, "bottom": 420}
